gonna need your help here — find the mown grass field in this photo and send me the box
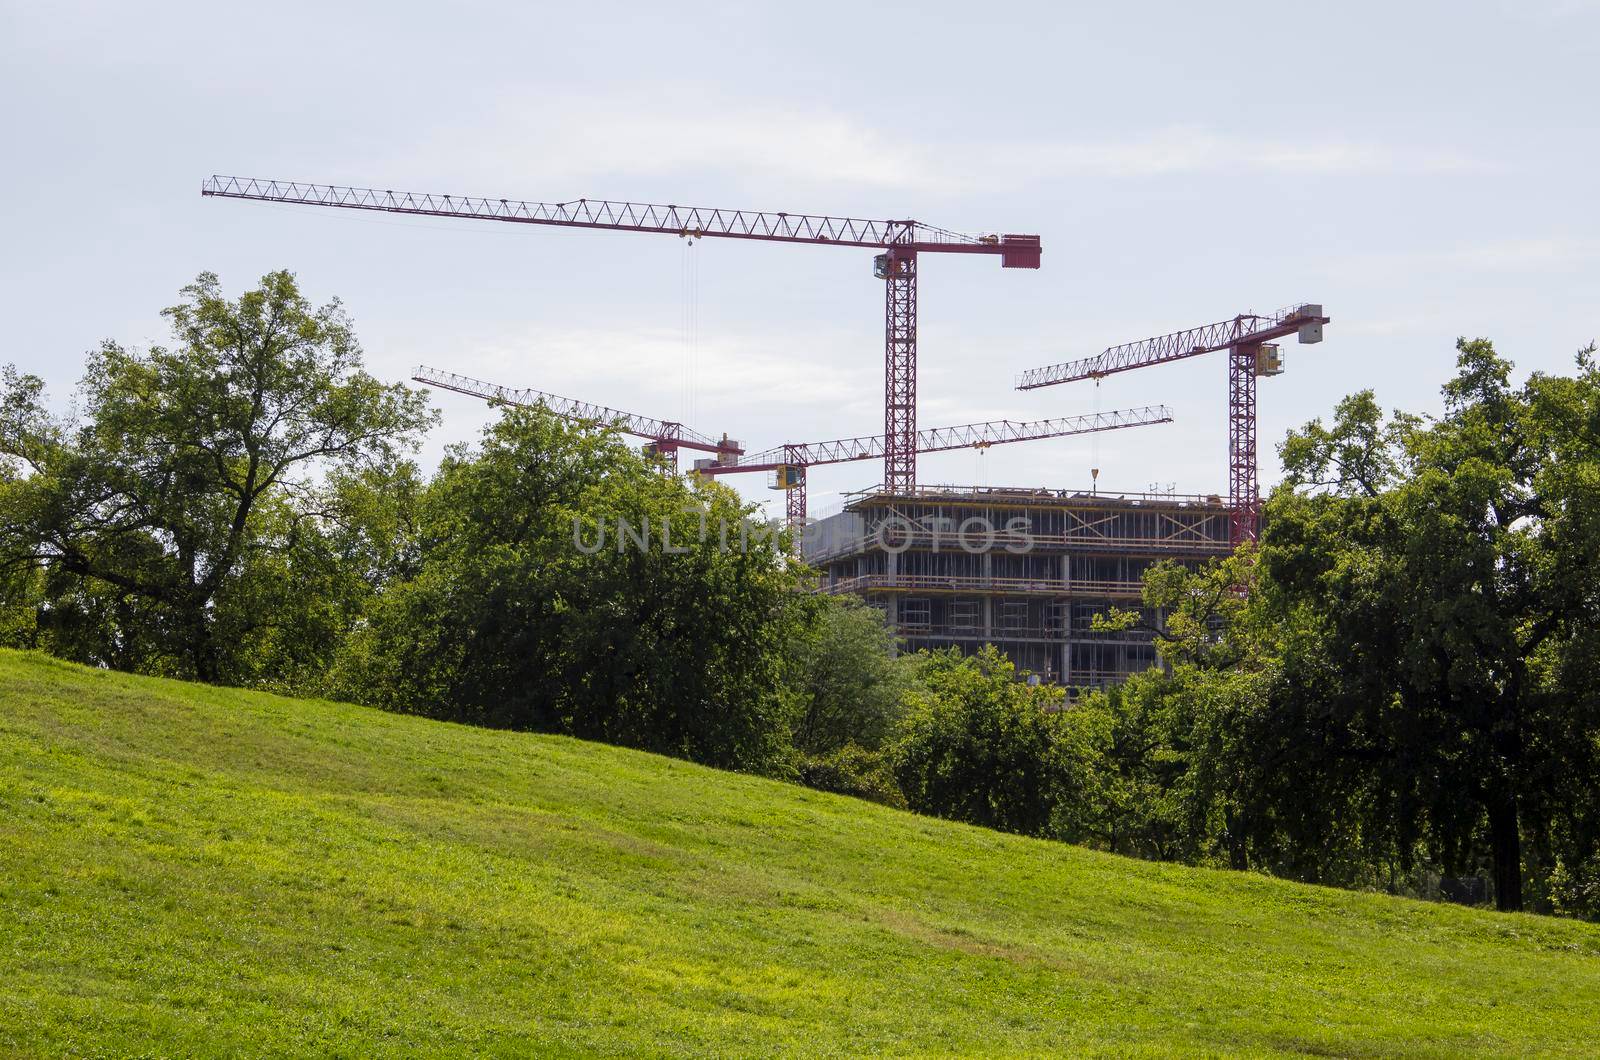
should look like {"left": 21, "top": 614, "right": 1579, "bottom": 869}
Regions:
{"left": 2, "top": 649, "right": 1598, "bottom": 1056}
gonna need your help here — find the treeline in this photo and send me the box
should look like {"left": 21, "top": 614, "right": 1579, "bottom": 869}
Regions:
{"left": 1097, "top": 341, "right": 1600, "bottom": 919}
{"left": 0, "top": 271, "right": 812, "bottom": 771}
{"left": 853, "top": 337, "right": 1600, "bottom": 921}
{"left": 4, "top": 271, "right": 1599, "bottom": 921}
{"left": 0, "top": 271, "right": 989, "bottom": 791}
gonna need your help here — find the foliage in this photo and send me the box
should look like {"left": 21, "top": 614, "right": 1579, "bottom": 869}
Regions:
{"left": 889, "top": 646, "right": 1064, "bottom": 836}
{"left": 1068, "top": 339, "right": 1600, "bottom": 915}
{"left": 1259, "top": 338, "right": 1600, "bottom": 911}
{"left": 1051, "top": 675, "right": 1202, "bottom": 864}
{"left": 331, "top": 403, "right": 809, "bottom": 775}
{"left": 0, "top": 271, "right": 434, "bottom": 683}
{"left": 789, "top": 594, "right": 909, "bottom": 755}
{"left": 796, "top": 742, "right": 907, "bottom": 808}
{"left": 1066, "top": 554, "right": 1291, "bottom": 871}
{"left": 1549, "top": 857, "right": 1600, "bottom": 921}
{"left": 0, "top": 565, "right": 41, "bottom": 650}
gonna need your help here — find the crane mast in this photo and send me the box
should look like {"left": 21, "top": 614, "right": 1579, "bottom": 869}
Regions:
{"left": 203, "top": 176, "right": 1041, "bottom": 494}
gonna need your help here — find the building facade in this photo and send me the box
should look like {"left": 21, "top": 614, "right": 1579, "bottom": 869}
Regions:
{"left": 804, "top": 487, "right": 1233, "bottom": 688}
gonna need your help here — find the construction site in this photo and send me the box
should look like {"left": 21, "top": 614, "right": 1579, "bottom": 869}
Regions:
{"left": 803, "top": 488, "right": 1232, "bottom": 689}
{"left": 201, "top": 176, "right": 1330, "bottom": 688}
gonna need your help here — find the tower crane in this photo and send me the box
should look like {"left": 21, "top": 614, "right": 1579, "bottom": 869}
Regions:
{"left": 412, "top": 366, "right": 740, "bottom": 473}
{"left": 412, "top": 364, "right": 1171, "bottom": 539}
{"left": 1016, "top": 304, "right": 1329, "bottom": 544}
{"left": 202, "top": 176, "right": 1041, "bottom": 495}
{"left": 696, "top": 406, "right": 1174, "bottom": 533}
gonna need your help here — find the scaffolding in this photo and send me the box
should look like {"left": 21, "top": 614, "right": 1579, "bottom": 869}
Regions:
{"left": 805, "top": 486, "right": 1233, "bottom": 689}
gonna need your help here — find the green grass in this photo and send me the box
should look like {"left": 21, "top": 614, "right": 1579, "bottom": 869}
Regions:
{"left": 1, "top": 650, "right": 1597, "bottom": 1057}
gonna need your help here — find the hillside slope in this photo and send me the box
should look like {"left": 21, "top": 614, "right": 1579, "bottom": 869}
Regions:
{"left": 1, "top": 650, "right": 1597, "bottom": 1056}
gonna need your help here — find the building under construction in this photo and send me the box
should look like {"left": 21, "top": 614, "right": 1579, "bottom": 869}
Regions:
{"left": 804, "top": 487, "right": 1233, "bottom": 688}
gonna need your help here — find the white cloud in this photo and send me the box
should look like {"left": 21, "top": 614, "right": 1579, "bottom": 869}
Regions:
{"left": 396, "top": 98, "right": 1490, "bottom": 201}
{"left": 390, "top": 322, "right": 881, "bottom": 450}
{"left": 396, "top": 99, "right": 931, "bottom": 195}
{"left": 1444, "top": 237, "right": 1600, "bottom": 269}
{"left": 1024, "top": 127, "right": 1484, "bottom": 179}
{"left": 1319, "top": 237, "right": 1600, "bottom": 285}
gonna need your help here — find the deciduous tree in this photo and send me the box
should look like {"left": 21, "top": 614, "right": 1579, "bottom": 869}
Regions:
{"left": 334, "top": 403, "right": 809, "bottom": 775}
{"left": 0, "top": 271, "right": 434, "bottom": 682}
{"left": 1263, "top": 338, "right": 1600, "bottom": 910}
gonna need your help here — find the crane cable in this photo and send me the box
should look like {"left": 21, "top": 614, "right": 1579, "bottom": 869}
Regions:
{"left": 1091, "top": 377, "right": 1102, "bottom": 494}
{"left": 680, "top": 234, "right": 703, "bottom": 430}
{"left": 679, "top": 237, "right": 690, "bottom": 428}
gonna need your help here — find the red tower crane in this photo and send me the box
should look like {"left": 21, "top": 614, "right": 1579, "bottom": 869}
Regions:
{"left": 202, "top": 176, "right": 1041, "bottom": 495}
{"left": 413, "top": 364, "right": 1171, "bottom": 538}
{"left": 696, "top": 405, "right": 1174, "bottom": 533}
{"left": 411, "top": 365, "right": 740, "bottom": 473}
{"left": 1016, "top": 304, "right": 1329, "bottom": 544}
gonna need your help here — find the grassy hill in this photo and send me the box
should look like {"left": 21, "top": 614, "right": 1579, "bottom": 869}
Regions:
{"left": 1, "top": 650, "right": 1598, "bottom": 1056}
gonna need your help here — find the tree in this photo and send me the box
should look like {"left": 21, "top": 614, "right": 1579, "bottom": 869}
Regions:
{"left": 791, "top": 595, "right": 907, "bottom": 756}
{"left": 1065, "top": 338, "right": 1600, "bottom": 915}
{"left": 1049, "top": 679, "right": 1185, "bottom": 860}
{"left": 333, "top": 403, "right": 809, "bottom": 775}
{"left": 1263, "top": 339, "right": 1600, "bottom": 911}
{"left": 0, "top": 563, "right": 41, "bottom": 651}
{"left": 787, "top": 594, "right": 911, "bottom": 804}
{"left": 0, "top": 271, "right": 434, "bottom": 682}
{"left": 889, "top": 646, "right": 1064, "bottom": 836}
{"left": 1064, "top": 553, "right": 1324, "bottom": 873}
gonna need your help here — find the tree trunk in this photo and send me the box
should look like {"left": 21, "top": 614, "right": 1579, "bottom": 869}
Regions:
{"left": 188, "top": 604, "right": 219, "bottom": 684}
{"left": 1224, "top": 809, "right": 1249, "bottom": 871}
{"left": 1488, "top": 792, "right": 1523, "bottom": 912}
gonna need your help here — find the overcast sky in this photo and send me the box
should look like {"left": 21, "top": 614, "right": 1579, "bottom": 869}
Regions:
{"left": 4, "top": 0, "right": 1597, "bottom": 518}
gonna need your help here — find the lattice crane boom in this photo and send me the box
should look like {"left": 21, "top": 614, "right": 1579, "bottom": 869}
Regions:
{"left": 698, "top": 405, "right": 1174, "bottom": 533}
{"left": 202, "top": 177, "right": 1036, "bottom": 259}
{"left": 1016, "top": 304, "right": 1328, "bottom": 389}
{"left": 204, "top": 175, "right": 1041, "bottom": 495}
{"left": 411, "top": 365, "right": 740, "bottom": 473}
{"left": 703, "top": 406, "right": 1174, "bottom": 473}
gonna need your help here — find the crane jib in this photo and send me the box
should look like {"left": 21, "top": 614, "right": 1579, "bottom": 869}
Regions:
{"left": 201, "top": 176, "right": 1040, "bottom": 263}
{"left": 701, "top": 406, "right": 1173, "bottom": 474}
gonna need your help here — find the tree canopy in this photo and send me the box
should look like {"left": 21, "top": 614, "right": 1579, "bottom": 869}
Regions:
{"left": 1261, "top": 338, "right": 1600, "bottom": 911}
{"left": 0, "top": 271, "right": 433, "bottom": 682}
{"left": 331, "top": 402, "right": 812, "bottom": 774}
{"left": 1069, "top": 338, "right": 1600, "bottom": 913}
